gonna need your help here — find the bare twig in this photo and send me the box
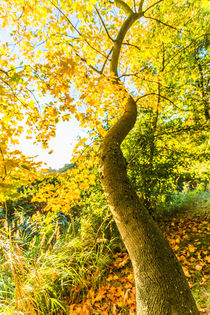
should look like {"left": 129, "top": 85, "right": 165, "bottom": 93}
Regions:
{"left": 133, "top": 0, "right": 137, "bottom": 12}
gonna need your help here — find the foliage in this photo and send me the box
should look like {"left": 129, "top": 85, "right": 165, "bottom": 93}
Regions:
{"left": 123, "top": 121, "right": 209, "bottom": 213}
{"left": 0, "top": 0, "right": 209, "bottom": 313}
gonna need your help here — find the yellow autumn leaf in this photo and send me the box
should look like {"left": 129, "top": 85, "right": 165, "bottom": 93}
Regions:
{"left": 188, "top": 244, "right": 196, "bottom": 253}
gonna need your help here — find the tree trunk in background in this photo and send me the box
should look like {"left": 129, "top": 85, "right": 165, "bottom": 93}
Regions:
{"left": 99, "top": 93, "right": 199, "bottom": 314}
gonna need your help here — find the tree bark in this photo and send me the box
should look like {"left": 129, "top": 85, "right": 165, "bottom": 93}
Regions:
{"left": 99, "top": 92, "right": 199, "bottom": 314}
{"left": 99, "top": 2, "right": 200, "bottom": 314}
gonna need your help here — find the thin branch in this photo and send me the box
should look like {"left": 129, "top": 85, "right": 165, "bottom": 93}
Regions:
{"left": 95, "top": 8, "right": 114, "bottom": 42}
{"left": 128, "top": 123, "right": 209, "bottom": 166}
{"left": 50, "top": 0, "right": 81, "bottom": 36}
{"left": 136, "top": 92, "right": 174, "bottom": 104}
{"left": 136, "top": 93, "right": 155, "bottom": 102}
{"left": 50, "top": 0, "right": 108, "bottom": 60}
{"left": 0, "top": 77, "right": 19, "bottom": 100}
{"left": 100, "top": 48, "right": 113, "bottom": 73}
{"left": 25, "top": 87, "right": 41, "bottom": 108}
{"left": 68, "top": 43, "right": 102, "bottom": 75}
{"left": 119, "top": 69, "right": 144, "bottom": 78}
{"left": 138, "top": 0, "right": 144, "bottom": 13}
{"left": 144, "top": 15, "right": 179, "bottom": 31}
{"left": 164, "top": 34, "right": 209, "bottom": 69}
{"left": 36, "top": 33, "right": 79, "bottom": 48}
{"left": 156, "top": 123, "right": 210, "bottom": 137}
{"left": 122, "top": 42, "right": 141, "bottom": 51}
{"left": 143, "top": 0, "right": 164, "bottom": 14}
{"left": 79, "top": 41, "right": 108, "bottom": 61}
{"left": 0, "top": 69, "right": 9, "bottom": 76}
{"left": 1, "top": 66, "right": 33, "bottom": 76}
{"left": 135, "top": 77, "right": 175, "bottom": 90}
{"left": 133, "top": 0, "right": 137, "bottom": 12}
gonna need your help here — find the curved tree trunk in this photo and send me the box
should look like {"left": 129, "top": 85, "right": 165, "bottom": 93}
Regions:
{"left": 99, "top": 2, "right": 199, "bottom": 314}
{"left": 99, "top": 93, "right": 199, "bottom": 314}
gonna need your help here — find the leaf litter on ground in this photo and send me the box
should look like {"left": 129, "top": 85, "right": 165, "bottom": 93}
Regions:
{"left": 67, "top": 212, "right": 209, "bottom": 314}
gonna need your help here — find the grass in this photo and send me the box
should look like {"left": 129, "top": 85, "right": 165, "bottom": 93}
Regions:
{"left": 0, "top": 210, "right": 115, "bottom": 314}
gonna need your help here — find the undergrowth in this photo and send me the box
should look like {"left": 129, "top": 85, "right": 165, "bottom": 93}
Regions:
{"left": 157, "top": 185, "right": 210, "bottom": 218}
{"left": 0, "top": 186, "right": 209, "bottom": 314}
{"left": 0, "top": 207, "right": 117, "bottom": 314}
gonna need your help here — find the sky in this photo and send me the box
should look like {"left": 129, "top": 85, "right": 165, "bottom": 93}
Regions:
{"left": 13, "top": 119, "right": 86, "bottom": 169}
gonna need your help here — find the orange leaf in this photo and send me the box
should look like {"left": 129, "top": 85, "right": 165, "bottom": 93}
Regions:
{"left": 173, "top": 244, "right": 179, "bottom": 251}
{"left": 188, "top": 244, "right": 196, "bottom": 253}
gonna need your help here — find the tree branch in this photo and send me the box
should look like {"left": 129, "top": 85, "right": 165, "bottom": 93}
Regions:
{"left": 136, "top": 92, "right": 174, "bottom": 104}
{"left": 156, "top": 123, "right": 210, "bottom": 137}
{"left": 136, "top": 93, "right": 155, "bottom": 102}
{"left": 114, "top": 0, "right": 133, "bottom": 16}
{"left": 133, "top": 0, "right": 137, "bottom": 12}
{"left": 100, "top": 48, "right": 113, "bottom": 73}
{"left": 50, "top": 1, "right": 108, "bottom": 60}
{"left": 164, "top": 34, "right": 209, "bottom": 69}
{"left": 111, "top": 11, "right": 143, "bottom": 77}
{"left": 0, "top": 69, "right": 9, "bottom": 76}
{"left": 50, "top": 0, "right": 81, "bottom": 36}
{"left": 95, "top": 7, "right": 115, "bottom": 42}
{"left": 119, "top": 69, "right": 144, "bottom": 78}
{"left": 122, "top": 42, "right": 141, "bottom": 51}
{"left": 68, "top": 43, "right": 102, "bottom": 75}
{"left": 143, "top": 0, "right": 164, "bottom": 14}
{"left": 144, "top": 15, "right": 179, "bottom": 31}
{"left": 138, "top": 0, "right": 144, "bottom": 13}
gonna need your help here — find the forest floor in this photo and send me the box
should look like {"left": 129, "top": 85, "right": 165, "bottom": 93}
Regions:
{"left": 68, "top": 212, "right": 210, "bottom": 314}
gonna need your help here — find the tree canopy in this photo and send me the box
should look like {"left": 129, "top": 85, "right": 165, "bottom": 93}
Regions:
{"left": 0, "top": 0, "right": 209, "bottom": 205}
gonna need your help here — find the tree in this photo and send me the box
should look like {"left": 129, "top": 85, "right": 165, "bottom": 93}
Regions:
{"left": 0, "top": 0, "right": 208, "bottom": 313}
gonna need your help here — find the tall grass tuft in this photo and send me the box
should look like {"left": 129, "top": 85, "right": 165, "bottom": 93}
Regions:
{"left": 0, "top": 209, "right": 114, "bottom": 314}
